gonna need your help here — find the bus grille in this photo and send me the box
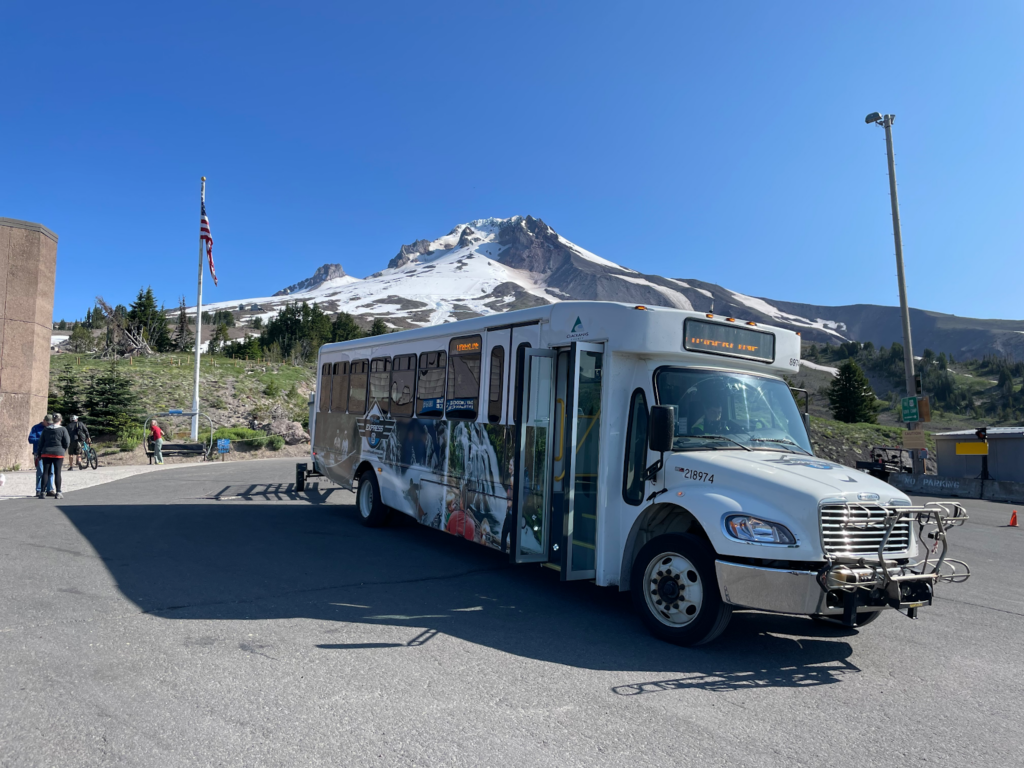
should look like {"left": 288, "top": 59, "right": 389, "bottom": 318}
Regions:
{"left": 820, "top": 505, "right": 911, "bottom": 557}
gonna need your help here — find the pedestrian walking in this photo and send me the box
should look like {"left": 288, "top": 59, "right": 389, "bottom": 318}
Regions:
{"left": 28, "top": 416, "right": 55, "bottom": 496}
{"left": 38, "top": 414, "right": 70, "bottom": 499}
{"left": 150, "top": 420, "right": 164, "bottom": 464}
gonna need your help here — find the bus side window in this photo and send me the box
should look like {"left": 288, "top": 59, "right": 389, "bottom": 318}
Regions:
{"left": 513, "top": 342, "right": 532, "bottom": 425}
{"left": 391, "top": 354, "right": 416, "bottom": 418}
{"left": 331, "top": 362, "right": 348, "bottom": 413}
{"left": 370, "top": 357, "right": 391, "bottom": 413}
{"left": 447, "top": 335, "right": 482, "bottom": 420}
{"left": 319, "top": 363, "right": 332, "bottom": 413}
{"left": 349, "top": 360, "right": 368, "bottom": 415}
{"left": 622, "top": 388, "right": 649, "bottom": 505}
{"left": 416, "top": 351, "right": 446, "bottom": 417}
{"left": 488, "top": 346, "right": 505, "bottom": 424}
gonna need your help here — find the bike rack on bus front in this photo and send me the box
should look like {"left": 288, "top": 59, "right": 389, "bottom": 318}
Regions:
{"left": 816, "top": 501, "right": 971, "bottom": 625}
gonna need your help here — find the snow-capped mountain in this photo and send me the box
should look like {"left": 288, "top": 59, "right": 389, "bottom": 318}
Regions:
{"left": 193, "top": 215, "right": 1024, "bottom": 359}
{"left": 274, "top": 263, "right": 353, "bottom": 296}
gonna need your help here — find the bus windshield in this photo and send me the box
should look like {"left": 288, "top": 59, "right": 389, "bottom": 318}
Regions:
{"left": 655, "top": 368, "right": 812, "bottom": 454}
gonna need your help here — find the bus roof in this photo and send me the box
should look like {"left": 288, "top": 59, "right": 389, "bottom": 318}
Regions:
{"left": 318, "top": 301, "right": 802, "bottom": 374}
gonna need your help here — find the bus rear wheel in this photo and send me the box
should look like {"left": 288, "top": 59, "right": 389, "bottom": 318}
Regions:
{"left": 630, "top": 533, "right": 732, "bottom": 647}
{"left": 357, "top": 469, "right": 390, "bottom": 528}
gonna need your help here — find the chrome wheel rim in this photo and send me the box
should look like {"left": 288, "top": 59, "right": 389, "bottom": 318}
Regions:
{"left": 358, "top": 478, "right": 374, "bottom": 519}
{"left": 643, "top": 552, "right": 704, "bottom": 627}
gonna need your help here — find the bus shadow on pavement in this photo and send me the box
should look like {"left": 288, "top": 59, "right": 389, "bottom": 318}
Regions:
{"left": 58, "top": 499, "right": 861, "bottom": 687}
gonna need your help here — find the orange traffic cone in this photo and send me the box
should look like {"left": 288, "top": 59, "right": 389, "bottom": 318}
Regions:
{"left": 1010, "top": 511, "right": 1018, "bottom": 527}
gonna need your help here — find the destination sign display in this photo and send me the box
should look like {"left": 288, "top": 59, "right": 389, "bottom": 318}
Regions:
{"left": 451, "top": 336, "right": 482, "bottom": 354}
{"left": 683, "top": 319, "right": 775, "bottom": 363}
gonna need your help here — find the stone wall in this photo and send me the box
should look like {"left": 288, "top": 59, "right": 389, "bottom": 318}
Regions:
{"left": 889, "top": 473, "right": 1024, "bottom": 504}
{"left": 0, "top": 218, "right": 58, "bottom": 471}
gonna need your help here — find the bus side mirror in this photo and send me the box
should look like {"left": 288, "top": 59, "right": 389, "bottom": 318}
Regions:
{"left": 802, "top": 412, "right": 810, "bottom": 437}
{"left": 649, "top": 405, "right": 676, "bottom": 454}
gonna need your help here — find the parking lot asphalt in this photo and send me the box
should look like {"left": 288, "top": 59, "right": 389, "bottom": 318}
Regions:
{"left": 0, "top": 458, "right": 1021, "bottom": 768}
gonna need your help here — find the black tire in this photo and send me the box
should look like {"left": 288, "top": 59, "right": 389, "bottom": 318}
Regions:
{"left": 90, "top": 449, "right": 98, "bottom": 470}
{"left": 356, "top": 469, "right": 390, "bottom": 527}
{"left": 630, "top": 533, "right": 732, "bottom": 647}
{"left": 811, "top": 610, "right": 884, "bottom": 628}
{"left": 295, "top": 466, "right": 306, "bottom": 493}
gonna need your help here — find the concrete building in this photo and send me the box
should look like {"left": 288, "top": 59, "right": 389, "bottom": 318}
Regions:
{"left": 934, "top": 427, "right": 1024, "bottom": 484}
{"left": 0, "top": 218, "right": 58, "bottom": 471}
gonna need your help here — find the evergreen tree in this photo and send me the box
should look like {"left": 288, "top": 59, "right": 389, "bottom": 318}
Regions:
{"left": 332, "top": 312, "right": 362, "bottom": 342}
{"left": 83, "top": 364, "right": 142, "bottom": 434}
{"left": 223, "top": 334, "right": 262, "bottom": 359}
{"left": 58, "top": 319, "right": 67, "bottom": 330}
{"left": 260, "top": 302, "right": 332, "bottom": 360}
{"left": 55, "top": 365, "right": 85, "bottom": 418}
{"left": 68, "top": 323, "right": 93, "bottom": 353}
{"left": 368, "top": 318, "right": 390, "bottom": 337}
{"left": 84, "top": 308, "right": 93, "bottom": 328}
{"left": 128, "top": 286, "right": 171, "bottom": 351}
{"left": 208, "top": 322, "right": 230, "bottom": 355}
{"left": 827, "top": 359, "right": 880, "bottom": 424}
{"left": 173, "top": 297, "right": 194, "bottom": 352}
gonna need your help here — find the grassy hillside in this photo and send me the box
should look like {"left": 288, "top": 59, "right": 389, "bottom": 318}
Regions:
{"left": 809, "top": 416, "right": 936, "bottom": 471}
{"left": 49, "top": 353, "right": 316, "bottom": 439}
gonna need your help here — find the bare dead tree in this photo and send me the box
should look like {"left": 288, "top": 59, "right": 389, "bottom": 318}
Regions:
{"left": 94, "top": 296, "right": 154, "bottom": 359}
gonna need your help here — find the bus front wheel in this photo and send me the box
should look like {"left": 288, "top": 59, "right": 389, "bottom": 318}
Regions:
{"left": 357, "top": 469, "right": 390, "bottom": 528}
{"left": 630, "top": 533, "right": 732, "bottom": 647}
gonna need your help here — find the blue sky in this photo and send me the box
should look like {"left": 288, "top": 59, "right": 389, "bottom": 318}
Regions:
{"left": 3, "top": 1, "right": 1021, "bottom": 322}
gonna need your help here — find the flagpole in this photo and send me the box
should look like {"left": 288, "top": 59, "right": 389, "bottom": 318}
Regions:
{"left": 191, "top": 177, "right": 205, "bottom": 441}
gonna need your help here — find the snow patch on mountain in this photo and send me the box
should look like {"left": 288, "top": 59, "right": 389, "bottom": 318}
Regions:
{"left": 801, "top": 360, "right": 839, "bottom": 377}
{"left": 616, "top": 275, "right": 693, "bottom": 310}
{"left": 556, "top": 235, "right": 634, "bottom": 272}
{"left": 729, "top": 291, "right": 848, "bottom": 339}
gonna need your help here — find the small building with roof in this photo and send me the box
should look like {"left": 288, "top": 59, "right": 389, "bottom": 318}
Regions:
{"left": 934, "top": 427, "right": 1024, "bottom": 484}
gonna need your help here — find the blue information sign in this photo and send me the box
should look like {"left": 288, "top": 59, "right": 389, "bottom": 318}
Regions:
{"left": 168, "top": 408, "right": 183, "bottom": 415}
{"left": 217, "top": 438, "right": 231, "bottom": 454}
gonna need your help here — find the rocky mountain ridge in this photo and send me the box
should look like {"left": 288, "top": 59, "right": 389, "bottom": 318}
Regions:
{"left": 197, "top": 216, "right": 1024, "bottom": 360}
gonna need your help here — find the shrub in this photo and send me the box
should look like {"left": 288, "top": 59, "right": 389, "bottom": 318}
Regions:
{"left": 263, "top": 380, "right": 282, "bottom": 397}
{"left": 267, "top": 435, "right": 285, "bottom": 451}
{"left": 212, "top": 426, "right": 268, "bottom": 450}
{"left": 117, "top": 424, "right": 146, "bottom": 452}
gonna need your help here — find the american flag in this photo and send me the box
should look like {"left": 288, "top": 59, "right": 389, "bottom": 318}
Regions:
{"left": 200, "top": 200, "right": 218, "bottom": 286}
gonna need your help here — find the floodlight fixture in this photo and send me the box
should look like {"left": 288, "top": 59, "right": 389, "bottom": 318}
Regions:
{"left": 865, "top": 112, "right": 883, "bottom": 124}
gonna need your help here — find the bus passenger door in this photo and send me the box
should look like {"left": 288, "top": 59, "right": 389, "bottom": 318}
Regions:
{"left": 559, "top": 342, "right": 603, "bottom": 580}
{"left": 513, "top": 349, "right": 556, "bottom": 563}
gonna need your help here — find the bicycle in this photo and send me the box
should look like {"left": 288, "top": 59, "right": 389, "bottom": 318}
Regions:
{"left": 77, "top": 442, "right": 99, "bottom": 471}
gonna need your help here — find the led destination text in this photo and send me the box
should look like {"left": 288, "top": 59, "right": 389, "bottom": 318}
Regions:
{"left": 683, "top": 318, "right": 775, "bottom": 362}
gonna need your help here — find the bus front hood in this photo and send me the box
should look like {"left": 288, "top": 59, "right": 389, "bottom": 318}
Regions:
{"left": 662, "top": 450, "right": 912, "bottom": 559}
{"left": 666, "top": 450, "right": 905, "bottom": 501}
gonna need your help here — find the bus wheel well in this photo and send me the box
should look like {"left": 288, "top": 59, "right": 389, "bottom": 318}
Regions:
{"left": 619, "top": 504, "right": 711, "bottom": 592}
{"left": 355, "top": 461, "right": 376, "bottom": 485}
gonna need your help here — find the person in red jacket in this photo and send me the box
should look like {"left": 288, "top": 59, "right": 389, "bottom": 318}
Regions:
{"left": 150, "top": 420, "right": 164, "bottom": 464}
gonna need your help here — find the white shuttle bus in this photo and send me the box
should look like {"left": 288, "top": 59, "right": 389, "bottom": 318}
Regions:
{"left": 303, "top": 301, "right": 969, "bottom": 646}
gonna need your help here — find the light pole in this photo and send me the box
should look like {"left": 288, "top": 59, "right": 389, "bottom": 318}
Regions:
{"left": 865, "top": 112, "right": 921, "bottom": 472}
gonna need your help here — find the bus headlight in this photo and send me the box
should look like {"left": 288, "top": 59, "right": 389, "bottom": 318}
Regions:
{"left": 723, "top": 515, "right": 797, "bottom": 545}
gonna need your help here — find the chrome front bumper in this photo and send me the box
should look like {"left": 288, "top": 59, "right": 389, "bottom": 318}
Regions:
{"left": 716, "top": 561, "right": 835, "bottom": 615}
{"left": 715, "top": 560, "right": 921, "bottom": 615}
{"left": 715, "top": 502, "right": 972, "bottom": 617}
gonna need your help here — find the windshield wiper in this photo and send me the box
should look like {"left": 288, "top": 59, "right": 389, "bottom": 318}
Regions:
{"left": 749, "top": 437, "right": 812, "bottom": 456}
{"left": 679, "top": 434, "right": 753, "bottom": 452}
